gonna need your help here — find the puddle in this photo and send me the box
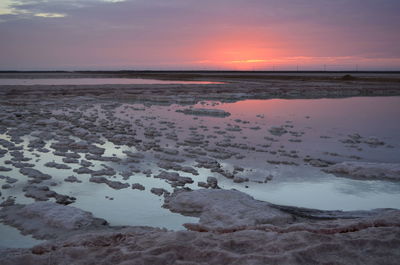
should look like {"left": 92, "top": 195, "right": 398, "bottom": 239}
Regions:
{"left": 218, "top": 166, "right": 400, "bottom": 211}
{"left": 0, "top": 223, "right": 44, "bottom": 248}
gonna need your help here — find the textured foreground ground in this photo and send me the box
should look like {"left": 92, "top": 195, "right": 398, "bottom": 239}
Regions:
{"left": 2, "top": 225, "right": 399, "bottom": 265}
{"left": 1, "top": 189, "right": 400, "bottom": 265}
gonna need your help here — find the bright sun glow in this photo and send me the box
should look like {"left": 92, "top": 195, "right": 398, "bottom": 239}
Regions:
{"left": 195, "top": 32, "right": 282, "bottom": 70}
{"left": 229, "top": 59, "right": 267, "bottom": 64}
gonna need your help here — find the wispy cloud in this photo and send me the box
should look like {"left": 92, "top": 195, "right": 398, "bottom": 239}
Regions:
{"left": 34, "top": 12, "right": 65, "bottom": 18}
{"left": 0, "top": 0, "right": 126, "bottom": 19}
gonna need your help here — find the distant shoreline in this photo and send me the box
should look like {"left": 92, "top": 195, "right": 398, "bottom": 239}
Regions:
{"left": 1, "top": 71, "right": 400, "bottom": 103}
{"left": 1, "top": 71, "right": 400, "bottom": 84}
{"left": 1, "top": 70, "right": 400, "bottom": 74}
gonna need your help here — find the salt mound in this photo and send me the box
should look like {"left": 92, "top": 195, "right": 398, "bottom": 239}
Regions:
{"left": 324, "top": 161, "right": 400, "bottom": 181}
{"left": 164, "top": 189, "right": 293, "bottom": 230}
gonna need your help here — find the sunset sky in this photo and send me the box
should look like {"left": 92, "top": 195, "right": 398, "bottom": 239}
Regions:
{"left": 1, "top": 0, "right": 399, "bottom": 70}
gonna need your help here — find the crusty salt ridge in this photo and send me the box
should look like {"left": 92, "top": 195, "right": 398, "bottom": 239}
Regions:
{"left": 1, "top": 224, "right": 399, "bottom": 265}
{"left": 0, "top": 202, "right": 108, "bottom": 239}
{"left": 324, "top": 161, "right": 400, "bottom": 181}
{"left": 164, "top": 189, "right": 294, "bottom": 230}
{"left": 164, "top": 189, "right": 400, "bottom": 232}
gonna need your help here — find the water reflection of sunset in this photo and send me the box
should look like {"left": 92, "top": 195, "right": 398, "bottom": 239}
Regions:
{"left": 218, "top": 98, "right": 400, "bottom": 136}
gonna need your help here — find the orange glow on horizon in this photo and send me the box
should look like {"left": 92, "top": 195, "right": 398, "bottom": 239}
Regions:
{"left": 229, "top": 59, "right": 267, "bottom": 63}
{"left": 193, "top": 31, "right": 286, "bottom": 70}
{"left": 187, "top": 31, "right": 400, "bottom": 70}
{"left": 225, "top": 59, "right": 269, "bottom": 70}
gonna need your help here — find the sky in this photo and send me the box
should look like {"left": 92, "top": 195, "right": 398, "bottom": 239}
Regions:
{"left": 0, "top": 0, "right": 400, "bottom": 70}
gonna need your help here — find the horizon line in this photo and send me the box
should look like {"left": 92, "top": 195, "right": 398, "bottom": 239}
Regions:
{"left": 1, "top": 70, "right": 400, "bottom": 73}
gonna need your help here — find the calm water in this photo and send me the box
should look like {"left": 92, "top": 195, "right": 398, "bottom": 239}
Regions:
{"left": 0, "top": 224, "right": 44, "bottom": 248}
{"left": 0, "top": 78, "right": 223, "bottom": 85}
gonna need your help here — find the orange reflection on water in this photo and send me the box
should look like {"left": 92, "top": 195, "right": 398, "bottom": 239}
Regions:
{"left": 220, "top": 99, "right": 296, "bottom": 114}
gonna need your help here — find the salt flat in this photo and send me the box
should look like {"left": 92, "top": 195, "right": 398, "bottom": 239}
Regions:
{"left": 0, "top": 72, "right": 399, "bottom": 264}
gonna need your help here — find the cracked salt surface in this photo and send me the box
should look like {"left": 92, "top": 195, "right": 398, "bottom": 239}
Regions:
{"left": 1, "top": 96, "right": 400, "bottom": 248}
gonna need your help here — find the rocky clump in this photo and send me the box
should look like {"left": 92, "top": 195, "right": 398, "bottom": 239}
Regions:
{"left": 131, "top": 183, "right": 145, "bottom": 190}
{"left": 195, "top": 157, "right": 221, "bottom": 169}
{"left": 340, "top": 133, "right": 386, "bottom": 147}
{"left": 89, "top": 176, "right": 129, "bottom": 190}
{"left": 19, "top": 168, "right": 51, "bottom": 184}
{"left": 0, "top": 175, "right": 18, "bottom": 184}
{"left": 198, "top": 176, "right": 220, "bottom": 189}
{"left": 268, "top": 126, "right": 288, "bottom": 136}
{"left": 23, "top": 185, "right": 76, "bottom": 205}
{"left": 150, "top": 187, "right": 169, "bottom": 196}
{"left": 154, "top": 171, "right": 194, "bottom": 187}
{"left": 0, "top": 166, "right": 12, "bottom": 172}
{"left": 64, "top": 175, "right": 82, "bottom": 183}
{"left": 304, "top": 156, "right": 334, "bottom": 167}
{"left": 44, "top": 161, "right": 71, "bottom": 170}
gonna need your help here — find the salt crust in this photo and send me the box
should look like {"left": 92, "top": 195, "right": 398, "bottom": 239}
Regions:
{"left": 324, "top": 161, "right": 400, "bottom": 181}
